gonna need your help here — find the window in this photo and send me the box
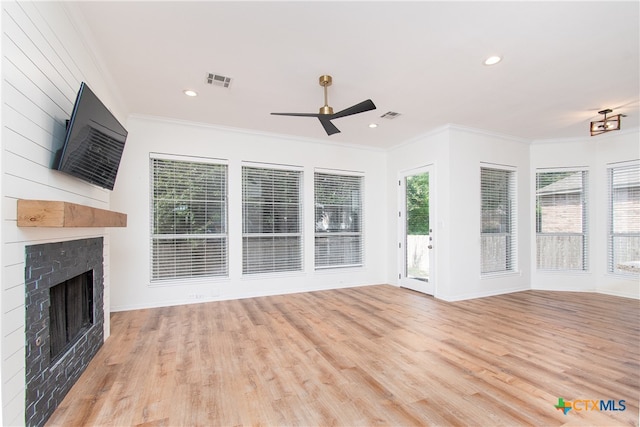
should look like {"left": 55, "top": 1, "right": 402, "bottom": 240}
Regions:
{"left": 242, "top": 166, "right": 303, "bottom": 274}
{"left": 314, "top": 172, "right": 363, "bottom": 269}
{"left": 150, "top": 156, "right": 228, "bottom": 281}
{"left": 536, "top": 170, "right": 588, "bottom": 271}
{"left": 480, "top": 166, "right": 517, "bottom": 274}
{"left": 608, "top": 163, "right": 640, "bottom": 275}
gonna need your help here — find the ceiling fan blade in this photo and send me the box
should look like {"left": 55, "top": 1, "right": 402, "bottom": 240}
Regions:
{"left": 271, "top": 112, "right": 321, "bottom": 117}
{"left": 331, "top": 99, "right": 376, "bottom": 120}
{"left": 271, "top": 76, "right": 373, "bottom": 135}
{"left": 318, "top": 117, "right": 341, "bottom": 135}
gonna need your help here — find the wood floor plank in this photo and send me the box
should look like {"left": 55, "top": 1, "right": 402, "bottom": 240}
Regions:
{"left": 46, "top": 286, "right": 639, "bottom": 426}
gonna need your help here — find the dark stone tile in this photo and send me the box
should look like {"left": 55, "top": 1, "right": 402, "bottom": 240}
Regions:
{"left": 24, "top": 238, "right": 105, "bottom": 427}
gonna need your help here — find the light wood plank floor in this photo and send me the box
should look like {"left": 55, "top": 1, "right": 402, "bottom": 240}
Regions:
{"left": 47, "top": 285, "right": 639, "bottom": 426}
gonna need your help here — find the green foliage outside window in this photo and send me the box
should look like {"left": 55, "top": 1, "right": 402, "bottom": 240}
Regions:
{"left": 406, "top": 173, "right": 429, "bottom": 235}
{"left": 153, "top": 159, "right": 227, "bottom": 235}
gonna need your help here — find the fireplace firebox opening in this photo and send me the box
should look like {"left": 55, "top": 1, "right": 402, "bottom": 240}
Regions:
{"left": 49, "top": 270, "right": 94, "bottom": 361}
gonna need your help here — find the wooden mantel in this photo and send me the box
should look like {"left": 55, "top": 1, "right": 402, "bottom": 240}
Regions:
{"left": 17, "top": 200, "right": 127, "bottom": 228}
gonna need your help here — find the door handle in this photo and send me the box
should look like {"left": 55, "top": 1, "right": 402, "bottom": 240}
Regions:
{"left": 428, "top": 245, "right": 433, "bottom": 249}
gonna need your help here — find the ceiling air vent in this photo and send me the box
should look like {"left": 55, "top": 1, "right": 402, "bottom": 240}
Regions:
{"left": 205, "top": 73, "right": 232, "bottom": 88}
{"left": 380, "top": 111, "right": 401, "bottom": 119}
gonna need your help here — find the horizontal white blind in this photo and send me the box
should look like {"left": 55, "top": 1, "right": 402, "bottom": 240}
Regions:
{"left": 242, "top": 166, "right": 303, "bottom": 274}
{"left": 150, "top": 157, "right": 228, "bottom": 281}
{"left": 314, "top": 172, "right": 364, "bottom": 269}
{"left": 480, "top": 167, "right": 517, "bottom": 274}
{"left": 536, "top": 170, "right": 588, "bottom": 271}
{"left": 608, "top": 163, "right": 640, "bottom": 275}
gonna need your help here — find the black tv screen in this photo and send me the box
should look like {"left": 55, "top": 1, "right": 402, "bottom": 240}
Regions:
{"left": 54, "top": 82, "right": 127, "bottom": 190}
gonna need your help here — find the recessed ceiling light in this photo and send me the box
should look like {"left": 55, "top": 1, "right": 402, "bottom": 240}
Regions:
{"left": 483, "top": 55, "right": 502, "bottom": 66}
{"left": 183, "top": 90, "right": 198, "bottom": 97}
{"left": 369, "top": 123, "right": 378, "bottom": 128}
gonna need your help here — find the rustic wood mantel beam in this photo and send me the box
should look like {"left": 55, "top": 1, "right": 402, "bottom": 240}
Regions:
{"left": 17, "top": 200, "right": 127, "bottom": 228}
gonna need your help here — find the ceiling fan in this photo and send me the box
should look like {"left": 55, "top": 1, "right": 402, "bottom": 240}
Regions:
{"left": 271, "top": 75, "right": 376, "bottom": 136}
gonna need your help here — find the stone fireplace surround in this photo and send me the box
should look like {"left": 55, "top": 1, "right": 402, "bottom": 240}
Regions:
{"left": 24, "top": 237, "right": 105, "bottom": 427}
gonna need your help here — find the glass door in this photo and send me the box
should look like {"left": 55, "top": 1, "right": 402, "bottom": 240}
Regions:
{"left": 399, "top": 166, "right": 434, "bottom": 295}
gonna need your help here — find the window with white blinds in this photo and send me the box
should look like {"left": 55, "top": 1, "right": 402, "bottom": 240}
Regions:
{"left": 536, "top": 170, "right": 589, "bottom": 271}
{"left": 608, "top": 163, "right": 640, "bottom": 275}
{"left": 242, "top": 166, "right": 303, "bottom": 274}
{"left": 314, "top": 172, "right": 364, "bottom": 269}
{"left": 480, "top": 166, "right": 517, "bottom": 275}
{"left": 150, "top": 156, "right": 228, "bottom": 281}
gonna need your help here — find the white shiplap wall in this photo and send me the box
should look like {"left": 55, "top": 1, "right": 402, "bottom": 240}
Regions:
{"left": 1, "top": 1, "right": 126, "bottom": 424}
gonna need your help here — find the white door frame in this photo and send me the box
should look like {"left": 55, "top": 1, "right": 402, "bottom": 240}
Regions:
{"left": 397, "top": 164, "right": 435, "bottom": 295}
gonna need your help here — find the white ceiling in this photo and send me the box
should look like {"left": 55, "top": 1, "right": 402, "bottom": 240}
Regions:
{"left": 72, "top": 1, "right": 639, "bottom": 149}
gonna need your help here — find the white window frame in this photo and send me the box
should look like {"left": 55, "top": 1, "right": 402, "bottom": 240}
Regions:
{"left": 480, "top": 164, "right": 518, "bottom": 276}
{"left": 242, "top": 164, "right": 304, "bottom": 275}
{"left": 150, "top": 153, "right": 228, "bottom": 283}
{"left": 314, "top": 170, "right": 364, "bottom": 270}
{"left": 535, "top": 168, "right": 589, "bottom": 271}
{"left": 607, "top": 161, "right": 640, "bottom": 276}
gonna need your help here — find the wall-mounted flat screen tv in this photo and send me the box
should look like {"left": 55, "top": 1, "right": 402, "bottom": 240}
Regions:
{"left": 54, "top": 82, "right": 127, "bottom": 191}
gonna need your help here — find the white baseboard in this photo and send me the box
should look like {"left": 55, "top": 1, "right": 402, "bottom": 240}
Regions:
{"left": 595, "top": 288, "right": 640, "bottom": 299}
{"left": 437, "top": 286, "right": 530, "bottom": 302}
{"left": 109, "top": 282, "right": 371, "bottom": 312}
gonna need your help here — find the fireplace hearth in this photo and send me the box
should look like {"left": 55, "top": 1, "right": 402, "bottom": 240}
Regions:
{"left": 24, "top": 238, "right": 104, "bottom": 427}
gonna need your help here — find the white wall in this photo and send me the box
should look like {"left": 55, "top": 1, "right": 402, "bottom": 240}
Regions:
{"left": 387, "top": 125, "right": 640, "bottom": 301}
{"left": 1, "top": 1, "right": 127, "bottom": 424}
{"left": 388, "top": 125, "right": 639, "bottom": 301}
{"left": 530, "top": 129, "right": 640, "bottom": 298}
{"left": 387, "top": 125, "right": 531, "bottom": 301}
{"left": 445, "top": 126, "right": 531, "bottom": 300}
{"left": 108, "top": 116, "right": 388, "bottom": 311}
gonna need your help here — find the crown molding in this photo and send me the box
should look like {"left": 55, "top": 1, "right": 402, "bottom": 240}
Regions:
{"left": 531, "top": 126, "right": 640, "bottom": 145}
{"left": 128, "top": 114, "right": 388, "bottom": 153}
{"left": 388, "top": 123, "right": 530, "bottom": 151}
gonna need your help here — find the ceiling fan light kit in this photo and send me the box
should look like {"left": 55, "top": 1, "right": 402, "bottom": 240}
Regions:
{"left": 590, "top": 109, "right": 623, "bottom": 136}
{"left": 271, "top": 75, "right": 376, "bottom": 136}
